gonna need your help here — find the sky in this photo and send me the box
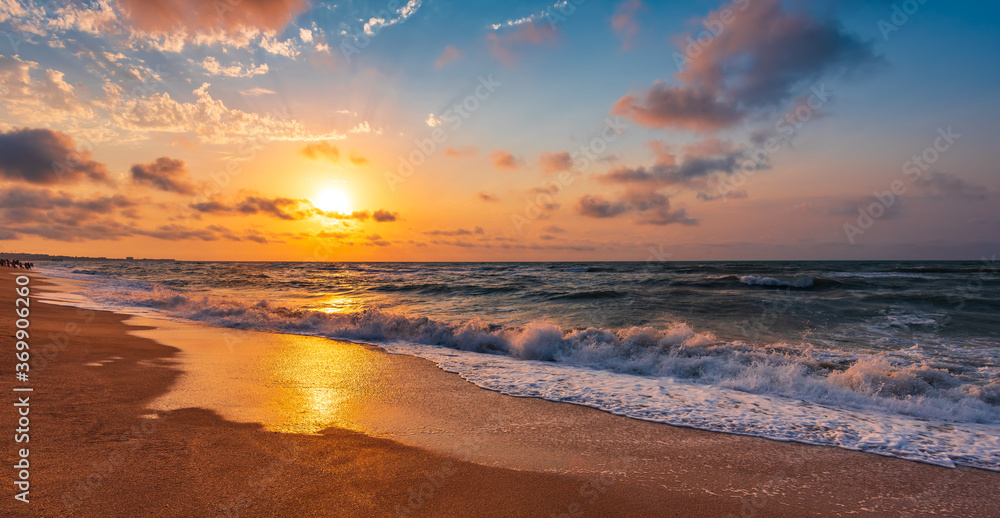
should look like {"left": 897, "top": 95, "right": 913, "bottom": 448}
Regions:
{"left": 0, "top": 0, "right": 997, "bottom": 261}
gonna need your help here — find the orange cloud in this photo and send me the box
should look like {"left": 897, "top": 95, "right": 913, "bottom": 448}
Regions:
{"left": 490, "top": 150, "right": 523, "bottom": 170}
{"left": 445, "top": 145, "right": 478, "bottom": 157}
{"left": 301, "top": 141, "right": 340, "bottom": 161}
{"left": 349, "top": 152, "right": 368, "bottom": 166}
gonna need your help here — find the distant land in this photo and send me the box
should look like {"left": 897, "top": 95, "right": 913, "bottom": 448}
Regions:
{"left": 0, "top": 252, "right": 175, "bottom": 262}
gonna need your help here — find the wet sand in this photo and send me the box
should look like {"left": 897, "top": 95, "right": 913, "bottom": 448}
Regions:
{"left": 3, "top": 272, "right": 999, "bottom": 517}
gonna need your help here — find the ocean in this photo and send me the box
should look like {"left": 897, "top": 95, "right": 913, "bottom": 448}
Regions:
{"left": 39, "top": 260, "right": 1000, "bottom": 470}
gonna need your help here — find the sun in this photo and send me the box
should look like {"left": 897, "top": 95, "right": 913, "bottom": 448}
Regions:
{"left": 312, "top": 188, "right": 352, "bottom": 214}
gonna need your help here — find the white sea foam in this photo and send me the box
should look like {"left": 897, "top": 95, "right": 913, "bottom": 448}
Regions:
{"left": 379, "top": 341, "right": 1000, "bottom": 470}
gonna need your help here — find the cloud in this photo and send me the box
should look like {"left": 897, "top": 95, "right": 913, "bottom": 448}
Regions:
{"left": 490, "top": 150, "right": 523, "bottom": 170}
{"left": 539, "top": 151, "right": 573, "bottom": 173}
{"left": 434, "top": 45, "right": 461, "bottom": 68}
{"left": 613, "top": 84, "right": 744, "bottom": 132}
{"left": 191, "top": 195, "right": 318, "bottom": 221}
{"left": 316, "top": 231, "right": 349, "bottom": 239}
{"left": 577, "top": 194, "right": 627, "bottom": 218}
{"left": 301, "top": 141, "right": 339, "bottom": 161}
{"left": 349, "top": 152, "right": 368, "bottom": 166}
{"left": 445, "top": 145, "right": 477, "bottom": 157}
{"left": 189, "top": 193, "right": 396, "bottom": 223}
{"left": 917, "top": 172, "right": 988, "bottom": 200}
{"left": 363, "top": 0, "right": 423, "bottom": 35}
{"left": 0, "top": 186, "right": 143, "bottom": 241}
{"left": 487, "top": 1, "right": 566, "bottom": 30}
{"left": 645, "top": 140, "right": 676, "bottom": 166}
{"left": 477, "top": 191, "right": 500, "bottom": 202}
{"left": 200, "top": 56, "right": 269, "bottom": 77}
{"left": 611, "top": 0, "right": 643, "bottom": 50}
{"left": 108, "top": 82, "right": 343, "bottom": 144}
{"left": 241, "top": 87, "right": 277, "bottom": 96}
{"left": 612, "top": 0, "right": 879, "bottom": 131}
{"left": 350, "top": 121, "right": 382, "bottom": 134}
{"left": 0, "top": 128, "right": 109, "bottom": 184}
{"left": 0, "top": 186, "right": 134, "bottom": 215}
{"left": 622, "top": 190, "right": 698, "bottom": 225}
{"left": 576, "top": 190, "right": 697, "bottom": 226}
{"left": 260, "top": 35, "right": 300, "bottom": 58}
{"left": 596, "top": 137, "right": 759, "bottom": 194}
{"left": 0, "top": 54, "right": 91, "bottom": 121}
{"left": 425, "top": 114, "right": 443, "bottom": 127}
{"left": 137, "top": 224, "right": 235, "bottom": 242}
{"left": 0, "top": 184, "right": 293, "bottom": 245}
{"left": 543, "top": 225, "right": 566, "bottom": 233}
{"left": 118, "top": 0, "right": 309, "bottom": 39}
{"left": 299, "top": 27, "right": 313, "bottom": 42}
{"left": 130, "top": 156, "right": 197, "bottom": 195}
{"left": 487, "top": 21, "right": 557, "bottom": 66}
{"left": 827, "top": 197, "right": 904, "bottom": 220}
{"left": 424, "top": 227, "right": 485, "bottom": 236}
{"left": 372, "top": 209, "right": 398, "bottom": 222}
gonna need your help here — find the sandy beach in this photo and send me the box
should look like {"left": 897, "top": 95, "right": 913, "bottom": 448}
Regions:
{"left": 3, "top": 272, "right": 999, "bottom": 517}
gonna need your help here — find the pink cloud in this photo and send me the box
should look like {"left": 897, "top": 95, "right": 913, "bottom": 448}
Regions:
{"left": 434, "top": 45, "right": 461, "bottom": 68}
{"left": 487, "top": 22, "right": 557, "bottom": 66}
{"left": 611, "top": 0, "right": 643, "bottom": 50}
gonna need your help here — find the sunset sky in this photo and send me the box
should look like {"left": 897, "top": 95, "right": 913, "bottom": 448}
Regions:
{"left": 0, "top": 0, "right": 997, "bottom": 261}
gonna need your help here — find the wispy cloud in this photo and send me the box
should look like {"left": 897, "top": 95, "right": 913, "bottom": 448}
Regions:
{"left": 364, "top": 0, "right": 423, "bottom": 36}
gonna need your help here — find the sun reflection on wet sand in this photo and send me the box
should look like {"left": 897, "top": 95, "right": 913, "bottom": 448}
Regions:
{"left": 124, "top": 314, "right": 635, "bottom": 474}
{"left": 128, "top": 315, "right": 389, "bottom": 435}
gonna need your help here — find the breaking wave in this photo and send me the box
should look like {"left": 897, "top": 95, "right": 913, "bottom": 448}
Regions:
{"left": 86, "top": 283, "right": 999, "bottom": 426}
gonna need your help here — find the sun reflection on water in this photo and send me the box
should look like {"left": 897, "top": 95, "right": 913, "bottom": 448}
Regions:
{"left": 314, "top": 294, "right": 365, "bottom": 314}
